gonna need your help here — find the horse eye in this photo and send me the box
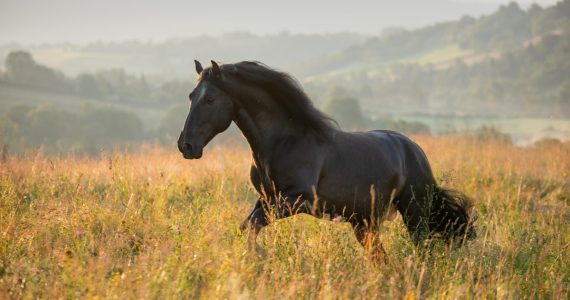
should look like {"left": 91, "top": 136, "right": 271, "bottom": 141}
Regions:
{"left": 206, "top": 97, "right": 214, "bottom": 104}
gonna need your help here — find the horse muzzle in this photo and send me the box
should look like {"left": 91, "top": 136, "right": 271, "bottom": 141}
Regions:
{"left": 180, "top": 141, "right": 203, "bottom": 159}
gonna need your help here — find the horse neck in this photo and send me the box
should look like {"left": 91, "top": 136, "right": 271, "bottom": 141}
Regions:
{"left": 231, "top": 86, "right": 296, "bottom": 160}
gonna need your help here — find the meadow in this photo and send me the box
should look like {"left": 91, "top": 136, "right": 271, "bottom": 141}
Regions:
{"left": 0, "top": 136, "right": 569, "bottom": 299}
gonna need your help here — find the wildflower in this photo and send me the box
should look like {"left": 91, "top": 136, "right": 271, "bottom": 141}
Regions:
{"left": 332, "top": 215, "right": 343, "bottom": 223}
{"left": 75, "top": 230, "right": 85, "bottom": 238}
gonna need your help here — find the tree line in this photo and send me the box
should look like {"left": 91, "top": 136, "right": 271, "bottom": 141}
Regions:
{"left": 307, "top": 27, "right": 570, "bottom": 118}
{"left": 0, "top": 51, "right": 190, "bottom": 107}
{"left": 0, "top": 104, "right": 145, "bottom": 155}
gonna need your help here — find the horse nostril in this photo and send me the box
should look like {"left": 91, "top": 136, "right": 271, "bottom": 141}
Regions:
{"left": 183, "top": 142, "right": 192, "bottom": 152}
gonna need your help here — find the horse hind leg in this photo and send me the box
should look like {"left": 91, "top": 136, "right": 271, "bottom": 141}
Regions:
{"left": 393, "top": 186, "right": 431, "bottom": 245}
{"left": 394, "top": 184, "right": 476, "bottom": 246}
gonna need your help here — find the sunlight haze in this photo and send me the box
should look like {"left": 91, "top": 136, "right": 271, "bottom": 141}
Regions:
{"left": 0, "top": 0, "right": 560, "bottom": 44}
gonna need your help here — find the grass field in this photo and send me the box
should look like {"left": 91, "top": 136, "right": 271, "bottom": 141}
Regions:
{"left": 1, "top": 136, "right": 569, "bottom": 299}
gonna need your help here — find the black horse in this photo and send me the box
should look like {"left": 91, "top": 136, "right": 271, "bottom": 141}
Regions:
{"left": 178, "top": 60, "right": 475, "bottom": 257}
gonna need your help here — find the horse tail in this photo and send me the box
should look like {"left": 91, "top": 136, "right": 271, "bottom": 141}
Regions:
{"left": 428, "top": 186, "right": 476, "bottom": 242}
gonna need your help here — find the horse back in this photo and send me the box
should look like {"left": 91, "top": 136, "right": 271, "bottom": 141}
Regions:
{"left": 316, "top": 129, "right": 433, "bottom": 217}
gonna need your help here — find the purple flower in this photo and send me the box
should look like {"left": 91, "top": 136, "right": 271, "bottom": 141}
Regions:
{"left": 332, "top": 215, "right": 343, "bottom": 223}
{"left": 75, "top": 230, "right": 85, "bottom": 238}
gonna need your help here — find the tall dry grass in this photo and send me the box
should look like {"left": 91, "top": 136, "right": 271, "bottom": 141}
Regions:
{"left": 0, "top": 136, "right": 569, "bottom": 299}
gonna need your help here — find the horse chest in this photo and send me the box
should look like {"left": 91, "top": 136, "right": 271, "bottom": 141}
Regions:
{"left": 250, "top": 161, "right": 276, "bottom": 197}
{"left": 251, "top": 159, "right": 306, "bottom": 199}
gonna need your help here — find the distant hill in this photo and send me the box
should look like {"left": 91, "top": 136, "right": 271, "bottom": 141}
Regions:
{"left": 0, "top": 1, "right": 568, "bottom": 119}
{"left": 2, "top": 1, "right": 567, "bottom": 81}
{"left": 302, "top": 1, "right": 570, "bottom": 117}
{"left": 301, "top": 1, "right": 570, "bottom": 77}
{"left": 0, "top": 32, "right": 366, "bottom": 80}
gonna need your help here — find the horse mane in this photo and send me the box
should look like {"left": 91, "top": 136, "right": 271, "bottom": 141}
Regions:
{"left": 204, "top": 61, "right": 337, "bottom": 139}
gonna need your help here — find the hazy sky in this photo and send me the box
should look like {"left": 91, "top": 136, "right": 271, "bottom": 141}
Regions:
{"left": 0, "top": 0, "right": 561, "bottom": 44}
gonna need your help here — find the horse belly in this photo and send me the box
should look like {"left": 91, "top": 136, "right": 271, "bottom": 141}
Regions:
{"left": 317, "top": 155, "right": 404, "bottom": 221}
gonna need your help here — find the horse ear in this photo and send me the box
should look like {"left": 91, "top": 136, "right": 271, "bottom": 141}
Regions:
{"left": 211, "top": 60, "right": 221, "bottom": 78}
{"left": 194, "top": 60, "right": 203, "bottom": 75}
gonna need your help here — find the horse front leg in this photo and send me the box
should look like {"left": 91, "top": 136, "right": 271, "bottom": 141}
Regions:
{"left": 274, "top": 192, "right": 313, "bottom": 219}
{"left": 239, "top": 199, "right": 270, "bottom": 254}
{"left": 240, "top": 199, "right": 269, "bottom": 235}
{"left": 240, "top": 193, "right": 312, "bottom": 233}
